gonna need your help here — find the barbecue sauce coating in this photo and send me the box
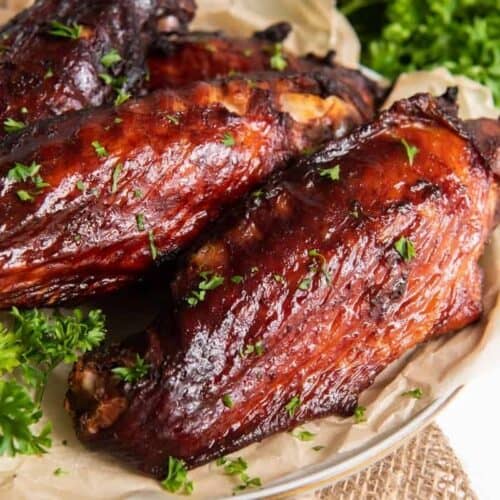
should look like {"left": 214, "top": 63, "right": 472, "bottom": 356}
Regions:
{"left": 0, "top": 69, "right": 376, "bottom": 308}
{"left": 66, "top": 93, "right": 497, "bottom": 476}
{"left": 0, "top": 0, "right": 196, "bottom": 136}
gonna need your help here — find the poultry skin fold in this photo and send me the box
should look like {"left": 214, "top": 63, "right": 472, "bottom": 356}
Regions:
{"left": 65, "top": 92, "right": 498, "bottom": 476}
{"left": 0, "top": 69, "right": 378, "bottom": 308}
{"left": 146, "top": 23, "right": 353, "bottom": 93}
{"left": 0, "top": 0, "right": 196, "bottom": 136}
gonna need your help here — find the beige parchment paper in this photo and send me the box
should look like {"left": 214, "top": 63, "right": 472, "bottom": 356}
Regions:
{"left": 0, "top": 1, "right": 498, "bottom": 499}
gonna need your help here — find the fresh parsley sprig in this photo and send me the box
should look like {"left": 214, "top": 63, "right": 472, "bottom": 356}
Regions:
{"left": 0, "top": 308, "right": 106, "bottom": 457}
{"left": 112, "top": 354, "right": 150, "bottom": 383}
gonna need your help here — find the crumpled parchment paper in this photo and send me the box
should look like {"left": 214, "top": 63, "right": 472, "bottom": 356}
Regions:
{"left": 0, "top": 1, "right": 498, "bottom": 499}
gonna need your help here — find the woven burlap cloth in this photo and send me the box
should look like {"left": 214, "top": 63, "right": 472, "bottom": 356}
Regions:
{"left": 308, "top": 424, "right": 476, "bottom": 500}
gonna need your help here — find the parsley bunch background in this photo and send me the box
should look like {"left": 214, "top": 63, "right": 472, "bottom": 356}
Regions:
{"left": 339, "top": 0, "right": 500, "bottom": 104}
{"left": 0, "top": 308, "right": 105, "bottom": 457}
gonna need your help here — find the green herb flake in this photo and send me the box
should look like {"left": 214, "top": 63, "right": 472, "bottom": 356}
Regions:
{"left": 221, "top": 132, "right": 236, "bottom": 147}
{"left": 99, "top": 73, "right": 113, "bottom": 85}
{"left": 16, "top": 190, "right": 34, "bottom": 202}
{"left": 136, "top": 213, "right": 145, "bottom": 231}
{"left": 48, "top": 20, "right": 82, "bottom": 40}
{"left": 273, "top": 274, "right": 285, "bottom": 283}
{"left": 148, "top": 230, "right": 158, "bottom": 260}
{"left": 312, "top": 445, "right": 325, "bottom": 452}
{"left": 298, "top": 277, "right": 311, "bottom": 291}
{"left": 114, "top": 89, "right": 131, "bottom": 106}
{"left": 112, "top": 354, "right": 150, "bottom": 383}
{"left": 239, "top": 341, "right": 264, "bottom": 358}
{"left": 91, "top": 141, "right": 108, "bottom": 158}
{"left": 7, "top": 162, "right": 41, "bottom": 183}
{"left": 231, "top": 275, "right": 244, "bottom": 284}
{"left": 319, "top": 164, "right": 340, "bottom": 182}
{"left": 76, "top": 180, "right": 86, "bottom": 192}
{"left": 269, "top": 43, "right": 288, "bottom": 71}
{"left": 161, "top": 456, "right": 193, "bottom": 495}
{"left": 101, "top": 49, "right": 122, "bottom": 68}
{"left": 292, "top": 428, "right": 316, "bottom": 442}
{"left": 394, "top": 237, "right": 416, "bottom": 263}
{"left": 216, "top": 457, "right": 262, "bottom": 493}
{"left": 285, "top": 395, "right": 301, "bottom": 417}
{"left": 133, "top": 188, "right": 143, "bottom": 199}
{"left": 402, "top": 388, "right": 423, "bottom": 399}
{"left": 222, "top": 394, "right": 234, "bottom": 408}
{"left": 4, "top": 118, "right": 26, "bottom": 133}
{"left": 114, "top": 117, "right": 123, "bottom": 124}
{"left": 354, "top": 405, "right": 367, "bottom": 424}
{"left": 20, "top": 107, "right": 28, "bottom": 115}
{"left": 111, "top": 163, "right": 123, "bottom": 194}
{"left": 53, "top": 467, "right": 68, "bottom": 476}
{"left": 401, "top": 138, "right": 419, "bottom": 166}
{"left": 186, "top": 271, "right": 224, "bottom": 306}
{"left": 166, "top": 114, "right": 180, "bottom": 125}
{"left": 44, "top": 68, "right": 54, "bottom": 79}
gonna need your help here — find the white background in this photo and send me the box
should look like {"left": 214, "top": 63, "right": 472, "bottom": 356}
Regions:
{"left": 437, "top": 367, "right": 500, "bottom": 500}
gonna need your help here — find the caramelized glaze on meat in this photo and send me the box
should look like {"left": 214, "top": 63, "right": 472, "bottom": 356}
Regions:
{"left": 0, "top": 69, "right": 377, "bottom": 308}
{"left": 146, "top": 22, "right": 380, "bottom": 116}
{"left": 66, "top": 92, "right": 498, "bottom": 476}
{"left": 0, "top": 0, "right": 196, "bottom": 136}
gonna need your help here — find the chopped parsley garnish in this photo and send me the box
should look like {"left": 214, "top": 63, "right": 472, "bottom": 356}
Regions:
{"left": 7, "top": 161, "right": 41, "bottom": 183}
{"left": 112, "top": 354, "right": 150, "bottom": 383}
{"left": 161, "top": 457, "right": 193, "bottom": 495}
{"left": 4, "top": 118, "right": 26, "bottom": 133}
{"left": 114, "top": 89, "right": 131, "bottom": 106}
{"left": 20, "top": 107, "right": 28, "bottom": 114}
{"left": 133, "top": 188, "right": 143, "bottom": 199}
{"left": 298, "top": 277, "right": 311, "bottom": 291}
{"left": 273, "top": 274, "right": 285, "bottom": 283}
{"left": 216, "top": 457, "right": 262, "bottom": 494}
{"left": 285, "top": 395, "right": 301, "bottom": 417}
{"left": 91, "top": 140, "right": 108, "bottom": 158}
{"left": 44, "top": 68, "right": 53, "bottom": 79}
{"left": 0, "top": 307, "right": 106, "bottom": 457}
{"left": 401, "top": 138, "right": 419, "bottom": 166}
{"left": 222, "top": 132, "right": 236, "bottom": 147}
{"left": 231, "top": 275, "right": 244, "bottom": 284}
{"left": 354, "top": 405, "right": 367, "bottom": 423}
{"left": 252, "top": 190, "right": 264, "bottom": 199}
{"left": 186, "top": 271, "right": 224, "bottom": 307}
{"left": 166, "top": 114, "right": 180, "bottom": 125}
{"left": 48, "top": 21, "right": 82, "bottom": 40}
{"left": 101, "top": 49, "right": 122, "bottom": 68}
{"left": 99, "top": 73, "right": 113, "bottom": 85}
{"left": 53, "top": 467, "right": 68, "bottom": 476}
{"left": 76, "top": 180, "right": 86, "bottom": 192}
{"left": 308, "top": 249, "right": 331, "bottom": 283}
{"left": 136, "top": 213, "right": 145, "bottom": 231}
{"left": 16, "top": 190, "right": 33, "bottom": 202}
{"left": 269, "top": 43, "right": 288, "bottom": 71}
{"left": 402, "top": 388, "right": 423, "bottom": 399}
{"left": 148, "top": 230, "right": 158, "bottom": 260}
{"left": 319, "top": 164, "right": 340, "bottom": 181}
{"left": 292, "top": 428, "right": 316, "bottom": 442}
{"left": 222, "top": 394, "right": 234, "bottom": 408}
{"left": 114, "top": 117, "right": 123, "bottom": 124}
{"left": 312, "top": 445, "right": 325, "bottom": 452}
{"left": 111, "top": 163, "right": 122, "bottom": 193}
{"left": 394, "top": 237, "right": 416, "bottom": 263}
{"left": 239, "top": 341, "right": 264, "bottom": 358}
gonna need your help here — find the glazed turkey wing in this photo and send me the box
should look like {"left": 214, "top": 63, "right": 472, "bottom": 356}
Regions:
{"left": 65, "top": 92, "right": 497, "bottom": 476}
{"left": 0, "top": 0, "right": 196, "bottom": 136}
{"left": 0, "top": 68, "right": 377, "bottom": 308}
{"left": 146, "top": 22, "right": 364, "bottom": 94}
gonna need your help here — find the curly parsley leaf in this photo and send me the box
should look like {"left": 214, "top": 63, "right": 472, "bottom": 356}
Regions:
{"left": 161, "top": 457, "right": 193, "bottom": 495}
{"left": 112, "top": 354, "right": 150, "bottom": 383}
{"left": 4, "top": 118, "right": 26, "bottom": 133}
{"left": 48, "top": 21, "right": 82, "bottom": 40}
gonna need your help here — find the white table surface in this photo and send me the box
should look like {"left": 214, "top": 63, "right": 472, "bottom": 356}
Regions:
{"left": 436, "top": 368, "right": 500, "bottom": 500}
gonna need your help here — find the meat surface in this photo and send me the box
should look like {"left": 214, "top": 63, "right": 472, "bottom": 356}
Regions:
{"left": 65, "top": 92, "right": 498, "bottom": 476}
{"left": 0, "top": 68, "right": 378, "bottom": 308}
{"left": 146, "top": 23, "right": 350, "bottom": 92}
{"left": 0, "top": 0, "right": 196, "bottom": 137}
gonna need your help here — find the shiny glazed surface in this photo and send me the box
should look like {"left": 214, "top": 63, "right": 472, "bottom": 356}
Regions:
{"left": 0, "top": 0, "right": 196, "bottom": 136}
{"left": 66, "top": 93, "right": 498, "bottom": 476}
{"left": 0, "top": 69, "right": 376, "bottom": 307}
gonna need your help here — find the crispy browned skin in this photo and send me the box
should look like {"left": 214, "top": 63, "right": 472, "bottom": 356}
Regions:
{"left": 65, "top": 93, "right": 497, "bottom": 476}
{"left": 145, "top": 21, "right": 380, "bottom": 118}
{"left": 0, "top": 69, "right": 377, "bottom": 308}
{"left": 0, "top": 0, "right": 196, "bottom": 137}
